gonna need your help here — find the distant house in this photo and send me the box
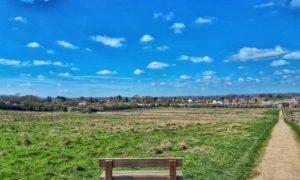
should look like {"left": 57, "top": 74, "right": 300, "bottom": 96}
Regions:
{"left": 78, "top": 101, "right": 87, "bottom": 106}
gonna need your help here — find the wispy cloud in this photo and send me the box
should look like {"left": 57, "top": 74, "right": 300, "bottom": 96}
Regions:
{"left": 178, "top": 55, "right": 189, "bottom": 61}
{"left": 180, "top": 75, "right": 191, "bottom": 80}
{"left": 202, "top": 71, "right": 216, "bottom": 80}
{"left": 46, "top": 49, "right": 55, "bottom": 54}
{"left": 57, "top": 40, "right": 78, "bottom": 49}
{"left": 254, "top": 1, "right": 274, "bottom": 8}
{"left": 190, "top": 56, "right": 213, "bottom": 63}
{"left": 33, "top": 60, "right": 51, "bottom": 66}
{"left": 85, "top": 48, "right": 92, "bottom": 52}
{"left": 133, "top": 69, "right": 144, "bottom": 75}
{"left": 20, "top": 0, "right": 35, "bottom": 3}
{"left": 291, "top": 0, "right": 300, "bottom": 8}
{"left": 33, "top": 60, "right": 68, "bottom": 67}
{"left": 283, "top": 51, "right": 300, "bottom": 60}
{"left": 0, "top": 58, "right": 22, "bottom": 66}
{"left": 170, "top": 23, "right": 185, "bottom": 34}
{"left": 153, "top": 12, "right": 174, "bottom": 21}
{"left": 147, "top": 61, "right": 170, "bottom": 69}
{"left": 10, "top": 16, "right": 27, "bottom": 23}
{"left": 270, "top": 59, "right": 289, "bottom": 67}
{"left": 20, "top": 74, "right": 31, "bottom": 77}
{"left": 140, "top": 34, "right": 154, "bottom": 43}
{"left": 71, "top": 67, "right": 80, "bottom": 71}
{"left": 195, "top": 17, "right": 213, "bottom": 24}
{"left": 36, "top": 75, "right": 45, "bottom": 80}
{"left": 91, "top": 35, "right": 125, "bottom": 48}
{"left": 156, "top": 45, "right": 169, "bottom": 51}
{"left": 178, "top": 55, "right": 213, "bottom": 63}
{"left": 27, "top": 42, "right": 41, "bottom": 48}
{"left": 57, "top": 72, "right": 71, "bottom": 77}
{"left": 230, "top": 46, "right": 286, "bottom": 61}
{"left": 96, "top": 70, "right": 118, "bottom": 75}
{"left": 274, "top": 69, "right": 297, "bottom": 75}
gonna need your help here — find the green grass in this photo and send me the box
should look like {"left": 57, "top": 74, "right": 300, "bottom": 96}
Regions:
{"left": 286, "top": 120, "right": 300, "bottom": 140}
{"left": 285, "top": 110, "right": 300, "bottom": 141}
{"left": 0, "top": 109, "right": 278, "bottom": 180}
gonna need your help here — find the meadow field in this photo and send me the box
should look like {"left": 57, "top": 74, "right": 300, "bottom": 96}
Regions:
{"left": 0, "top": 108, "right": 278, "bottom": 179}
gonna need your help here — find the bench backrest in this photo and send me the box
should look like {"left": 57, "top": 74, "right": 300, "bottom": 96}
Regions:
{"left": 99, "top": 157, "right": 183, "bottom": 168}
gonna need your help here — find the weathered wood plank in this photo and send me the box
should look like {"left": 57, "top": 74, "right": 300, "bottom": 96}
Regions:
{"left": 104, "top": 160, "right": 113, "bottom": 180}
{"left": 99, "top": 158, "right": 183, "bottom": 167}
{"left": 99, "top": 171, "right": 183, "bottom": 180}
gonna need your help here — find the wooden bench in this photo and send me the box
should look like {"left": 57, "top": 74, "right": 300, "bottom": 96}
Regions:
{"left": 99, "top": 157, "right": 183, "bottom": 180}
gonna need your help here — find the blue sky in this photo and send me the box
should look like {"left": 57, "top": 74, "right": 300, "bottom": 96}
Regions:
{"left": 1, "top": 0, "right": 300, "bottom": 97}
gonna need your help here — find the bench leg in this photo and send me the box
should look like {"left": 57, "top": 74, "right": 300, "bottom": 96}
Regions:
{"left": 169, "top": 160, "right": 177, "bottom": 180}
{"left": 105, "top": 160, "right": 113, "bottom": 180}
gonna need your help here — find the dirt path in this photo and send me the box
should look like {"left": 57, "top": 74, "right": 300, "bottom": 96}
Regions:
{"left": 252, "top": 110, "right": 300, "bottom": 180}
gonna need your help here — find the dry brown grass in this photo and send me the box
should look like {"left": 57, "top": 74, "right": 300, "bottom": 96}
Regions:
{"left": 0, "top": 108, "right": 265, "bottom": 132}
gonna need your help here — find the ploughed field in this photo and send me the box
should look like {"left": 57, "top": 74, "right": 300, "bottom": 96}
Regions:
{"left": 0, "top": 108, "right": 278, "bottom": 179}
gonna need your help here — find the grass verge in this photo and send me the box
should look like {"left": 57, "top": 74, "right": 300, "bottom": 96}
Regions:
{"left": 284, "top": 110, "right": 300, "bottom": 140}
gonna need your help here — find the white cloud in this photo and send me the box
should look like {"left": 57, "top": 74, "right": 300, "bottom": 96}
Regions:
{"left": 195, "top": 17, "right": 213, "bottom": 24}
{"left": 178, "top": 55, "right": 213, "bottom": 63}
{"left": 147, "top": 61, "right": 170, "bottom": 69}
{"left": 254, "top": 1, "right": 274, "bottom": 8}
{"left": 180, "top": 75, "right": 191, "bottom": 80}
{"left": 170, "top": 23, "right": 185, "bottom": 34}
{"left": 0, "top": 58, "right": 21, "bottom": 66}
{"left": 97, "top": 70, "right": 117, "bottom": 75}
{"left": 91, "top": 35, "right": 125, "bottom": 48}
{"left": 190, "top": 56, "right": 213, "bottom": 63}
{"left": 57, "top": 72, "right": 71, "bottom": 77}
{"left": 238, "top": 66, "right": 245, "bottom": 69}
{"left": 20, "top": 0, "right": 34, "bottom": 3}
{"left": 274, "top": 69, "right": 295, "bottom": 75}
{"left": 46, "top": 50, "right": 55, "bottom": 54}
{"left": 291, "top": 0, "right": 300, "bottom": 8}
{"left": 270, "top": 59, "right": 289, "bottom": 67}
{"left": 156, "top": 45, "right": 169, "bottom": 51}
{"left": 133, "top": 69, "right": 144, "bottom": 75}
{"left": 153, "top": 12, "right": 174, "bottom": 21}
{"left": 37, "top": 75, "right": 45, "bottom": 80}
{"left": 178, "top": 55, "right": 189, "bottom": 61}
{"left": 20, "top": 73, "right": 31, "bottom": 77}
{"left": 140, "top": 34, "right": 154, "bottom": 43}
{"left": 71, "top": 67, "right": 80, "bottom": 71}
{"left": 283, "top": 51, "right": 300, "bottom": 60}
{"left": 238, "top": 77, "right": 245, "bottom": 82}
{"left": 33, "top": 60, "right": 67, "bottom": 66}
{"left": 53, "top": 61, "right": 64, "bottom": 66}
{"left": 33, "top": 60, "right": 51, "bottom": 66}
{"left": 10, "top": 16, "right": 27, "bottom": 23}
{"left": 27, "top": 42, "right": 41, "bottom": 48}
{"left": 19, "top": 82, "right": 31, "bottom": 87}
{"left": 85, "top": 48, "right": 92, "bottom": 52}
{"left": 57, "top": 40, "right": 78, "bottom": 49}
{"left": 202, "top": 71, "right": 216, "bottom": 76}
{"left": 230, "top": 46, "right": 286, "bottom": 61}
{"left": 202, "top": 71, "right": 216, "bottom": 80}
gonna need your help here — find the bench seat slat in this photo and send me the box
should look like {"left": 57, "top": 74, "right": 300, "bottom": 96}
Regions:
{"left": 100, "top": 171, "right": 183, "bottom": 180}
{"left": 99, "top": 158, "right": 183, "bottom": 167}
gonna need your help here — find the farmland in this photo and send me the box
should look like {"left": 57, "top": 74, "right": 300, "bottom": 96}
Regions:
{"left": 0, "top": 108, "right": 278, "bottom": 179}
